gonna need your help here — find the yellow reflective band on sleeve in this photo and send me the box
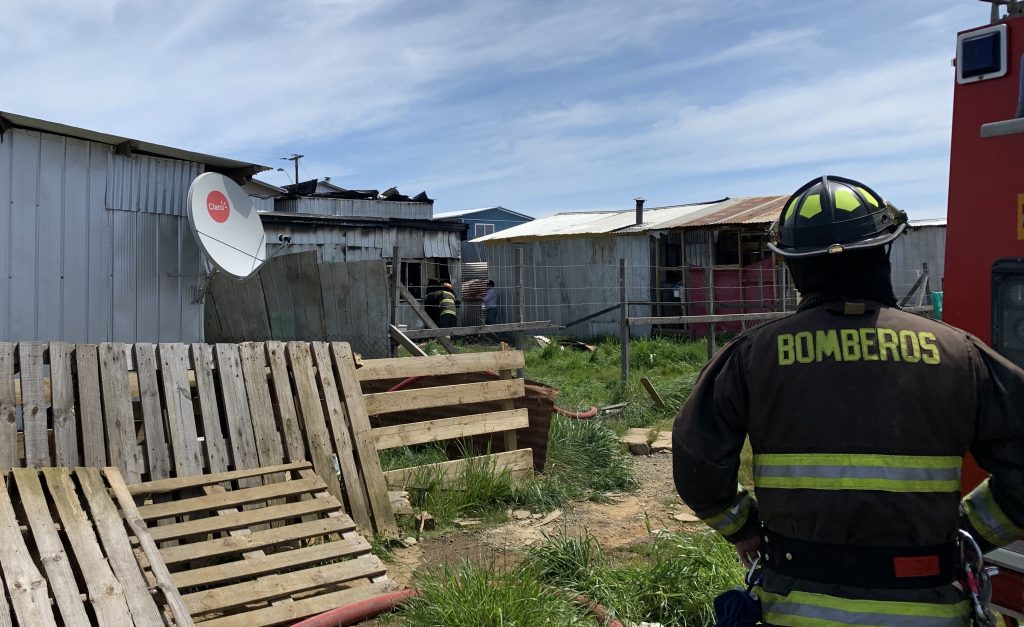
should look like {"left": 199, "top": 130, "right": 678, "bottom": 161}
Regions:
{"left": 963, "top": 478, "right": 1024, "bottom": 547}
{"left": 701, "top": 487, "right": 754, "bottom": 537}
{"left": 753, "top": 453, "right": 962, "bottom": 493}
{"left": 759, "top": 589, "right": 970, "bottom": 626}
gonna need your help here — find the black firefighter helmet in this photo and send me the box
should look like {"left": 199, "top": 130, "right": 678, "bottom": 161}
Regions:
{"left": 767, "top": 175, "right": 908, "bottom": 258}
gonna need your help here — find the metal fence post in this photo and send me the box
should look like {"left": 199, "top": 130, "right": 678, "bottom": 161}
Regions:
{"left": 620, "top": 258, "right": 629, "bottom": 386}
{"left": 515, "top": 247, "right": 526, "bottom": 377}
{"left": 389, "top": 246, "right": 400, "bottom": 356}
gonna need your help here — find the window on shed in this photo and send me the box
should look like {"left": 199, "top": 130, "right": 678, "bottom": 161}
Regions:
{"left": 713, "top": 230, "right": 740, "bottom": 265}
{"left": 402, "top": 261, "right": 423, "bottom": 298}
{"left": 475, "top": 223, "right": 495, "bottom": 238}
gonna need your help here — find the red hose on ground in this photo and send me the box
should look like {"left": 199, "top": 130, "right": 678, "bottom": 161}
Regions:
{"left": 387, "top": 376, "right": 423, "bottom": 392}
{"left": 289, "top": 587, "right": 621, "bottom": 627}
{"left": 573, "top": 594, "right": 625, "bottom": 627}
{"left": 290, "top": 589, "right": 418, "bottom": 627}
{"left": 553, "top": 405, "right": 599, "bottom": 419}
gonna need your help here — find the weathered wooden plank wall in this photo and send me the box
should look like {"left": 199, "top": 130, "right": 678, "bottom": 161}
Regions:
{"left": 206, "top": 252, "right": 390, "bottom": 358}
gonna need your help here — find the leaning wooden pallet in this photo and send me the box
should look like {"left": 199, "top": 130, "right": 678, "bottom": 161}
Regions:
{"left": 127, "top": 461, "right": 394, "bottom": 626}
{"left": 0, "top": 340, "right": 397, "bottom": 536}
{"left": 352, "top": 350, "right": 535, "bottom": 488}
{"left": 0, "top": 467, "right": 192, "bottom": 626}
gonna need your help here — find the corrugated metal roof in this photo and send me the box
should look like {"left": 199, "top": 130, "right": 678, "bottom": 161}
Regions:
{"left": 472, "top": 197, "right": 787, "bottom": 242}
{"left": 908, "top": 218, "right": 947, "bottom": 228}
{"left": 657, "top": 196, "right": 788, "bottom": 229}
{"left": 1, "top": 111, "right": 269, "bottom": 173}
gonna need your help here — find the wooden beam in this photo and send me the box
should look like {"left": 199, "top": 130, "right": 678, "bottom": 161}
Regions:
{"left": 402, "top": 320, "right": 553, "bottom": 339}
{"left": 373, "top": 408, "right": 529, "bottom": 450}
{"left": 128, "top": 461, "right": 312, "bottom": 496}
{"left": 398, "top": 282, "right": 458, "bottom": 354}
{"left": 103, "top": 468, "right": 195, "bottom": 627}
{"left": 357, "top": 350, "right": 524, "bottom": 381}
{"left": 388, "top": 324, "right": 428, "bottom": 357}
{"left": 383, "top": 448, "right": 534, "bottom": 488}
{"left": 364, "top": 378, "right": 525, "bottom": 415}
{"left": 640, "top": 377, "right": 666, "bottom": 408}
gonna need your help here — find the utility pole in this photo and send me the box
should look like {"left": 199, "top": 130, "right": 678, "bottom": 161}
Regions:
{"left": 283, "top": 154, "right": 304, "bottom": 186}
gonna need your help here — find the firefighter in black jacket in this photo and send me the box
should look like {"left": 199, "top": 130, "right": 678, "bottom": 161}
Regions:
{"left": 673, "top": 176, "right": 1024, "bottom": 626}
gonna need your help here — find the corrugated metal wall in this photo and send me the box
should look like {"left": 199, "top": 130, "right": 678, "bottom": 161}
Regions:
{"left": 263, "top": 223, "right": 462, "bottom": 263}
{"left": 481, "top": 235, "right": 653, "bottom": 338}
{"left": 0, "top": 128, "right": 204, "bottom": 342}
{"left": 275, "top": 197, "right": 433, "bottom": 220}
{"left": 890, "top": 225, "right": 946, "bottom": 297}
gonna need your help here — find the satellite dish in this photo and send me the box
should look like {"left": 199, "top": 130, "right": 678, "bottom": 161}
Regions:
{"left": 187, "top": 172, "right": 267, "bottom": 279}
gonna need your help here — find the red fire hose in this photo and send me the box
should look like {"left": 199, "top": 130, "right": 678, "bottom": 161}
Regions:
{"left": 553, "top": 405, "right": 599, "bottom": 419}
{"left": 290, "top": 589, "right": 418, "bottom": 627}
{"left": 290, "top": 587, "right": 622, "bottom": 626}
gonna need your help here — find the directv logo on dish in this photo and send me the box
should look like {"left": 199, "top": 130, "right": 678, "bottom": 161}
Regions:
{"left": 206, "top": 190, "right": 231, "bottom": 223}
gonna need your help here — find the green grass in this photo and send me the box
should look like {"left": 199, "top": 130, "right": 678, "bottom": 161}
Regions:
{"left": 525, "top": 336, "right": 715, "bottom": 430}
{"left": 523, "top": 529, "right": 746, "bottom": 627}
{"left": 397, "top": 561, "right": 598, "bottom": 626}
{"left": 391, "top": 530, "right": 745, "bottom": 626}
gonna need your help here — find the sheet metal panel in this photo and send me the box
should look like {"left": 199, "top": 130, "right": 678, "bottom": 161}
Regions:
{"left": 178, "top": 216, "right": 204, "bottom": 343}
{"left": 890, "top": 225, "right": 946, "bottom": 296}
{"left": 0, "top": 126, "right": 12, "bottom": 339}
{"left": 86, "top": 148, "right": 113, "bottom": 341}
{"left": 0, "top": 127, "right": 203, "bottom": 343}
{"left": 135, "top": 213, "right": 160, "bottom": 341}
{"left": 10, "top": 129, "right": 40, "bottom": 339}
{"left": 111, "top": 210, "right": 138, "bottom": 340}
{"left": 480, "top": 235, "right": 651, "bottom": 338}
{"left": 288, "top": 197, "right": 433, "bottom": 220}
{"left": 105, "top": 152, "right": 201, "bottom": 215}
{"left": 36, "top": 134, "right": 66, "bottom": 340}
{"left": 61, "top": 138, "right": 92, "bottom": 341}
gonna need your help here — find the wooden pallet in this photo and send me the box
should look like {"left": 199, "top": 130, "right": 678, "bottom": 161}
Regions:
{"left": 0, "top": 341, "right": 397, "bottom": 536}
{"left": 0, "top": 466, "right": 192, "bottom": 626}
{"left": 353, "top": 349, "right": 535, "bottom": 488}
{"left": 127, "top": 461, "right": 395, "bottom": 626}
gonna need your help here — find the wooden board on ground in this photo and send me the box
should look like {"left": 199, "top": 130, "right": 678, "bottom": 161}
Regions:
{"left": 128, "top": 462, "right": 391, "bottom": 626}
{"left": 0, "top": 467, "right": 191, "bottom": 626}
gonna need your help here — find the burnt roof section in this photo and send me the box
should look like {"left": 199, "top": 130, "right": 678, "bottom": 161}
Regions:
{"left": 284, "top": 179, "right": 433, "bottom": 203}
{"left": 259, "top": 210, "right": 465, "bottom": 232}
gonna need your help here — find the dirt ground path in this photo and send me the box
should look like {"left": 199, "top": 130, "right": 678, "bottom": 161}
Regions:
{"left": 385, "top": 452, "right": 704, "bottom": 587}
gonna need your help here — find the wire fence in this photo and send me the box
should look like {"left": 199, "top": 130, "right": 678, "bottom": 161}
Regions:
{"left": 391, "top": 256, "right": 937, "bottom": 342}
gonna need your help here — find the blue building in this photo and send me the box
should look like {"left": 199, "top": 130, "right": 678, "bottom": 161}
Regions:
{"left": 434, "top": 206, "right": 534, "bottom": 241}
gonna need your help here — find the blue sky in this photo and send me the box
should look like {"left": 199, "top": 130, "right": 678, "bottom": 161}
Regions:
{"left": 1, "top": 1, "right": 990, "bottom": 218}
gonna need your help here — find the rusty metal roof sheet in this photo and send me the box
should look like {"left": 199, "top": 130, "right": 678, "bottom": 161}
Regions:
{"left": 473, "top": 196, "right": 789, "bottom": 242}
{"left": 656, "top": 196, "right": 789, "bottom": 229}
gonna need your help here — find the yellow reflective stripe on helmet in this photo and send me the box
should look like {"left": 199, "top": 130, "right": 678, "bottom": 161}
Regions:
{"left": 760, "top": 589, "right": 970, "bottom": 626}
{"left": 833, "top": 188, "right": 860, "bottom": 212}
{"left": 798, "top": 194, "right": 823, "bottom": 219}
{"left": 702, "top": 486, "right": 754, "bottom": 536}
{"left": 753, "top": 453, "right": 962, "bottom": 493}
{"left": 963, "top": 478, "right": 1024, "bottom": 547}
{"left": 857, "top": 186, "right": 880, "bottom": 207}
{"left": 784, "top": 196, "right": 801, "bottom": 220}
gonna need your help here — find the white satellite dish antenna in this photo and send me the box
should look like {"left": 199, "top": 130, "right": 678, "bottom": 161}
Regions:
{"left": 187, "top": 172, "right": 267, "bottom": 279}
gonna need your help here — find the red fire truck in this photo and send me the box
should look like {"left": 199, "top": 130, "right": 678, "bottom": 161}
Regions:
{"left": 946, "top": 0, "right": 1024, "bottom": 621}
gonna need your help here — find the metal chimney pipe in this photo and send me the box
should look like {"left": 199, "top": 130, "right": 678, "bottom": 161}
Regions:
{"left": 635, "top": 197, "right": 645, "bottom": 225}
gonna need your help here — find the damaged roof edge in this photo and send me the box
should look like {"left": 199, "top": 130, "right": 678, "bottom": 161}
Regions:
{"left": 0, "top": 111, "right": 271, "bottom": 173}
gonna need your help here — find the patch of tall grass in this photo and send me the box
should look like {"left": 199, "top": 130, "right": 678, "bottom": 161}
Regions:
{"left": 523, "top": 530, "right": 745, "bottom": 627}
{"left": 397, "top": 561, "right": 597, "bottom": 626}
